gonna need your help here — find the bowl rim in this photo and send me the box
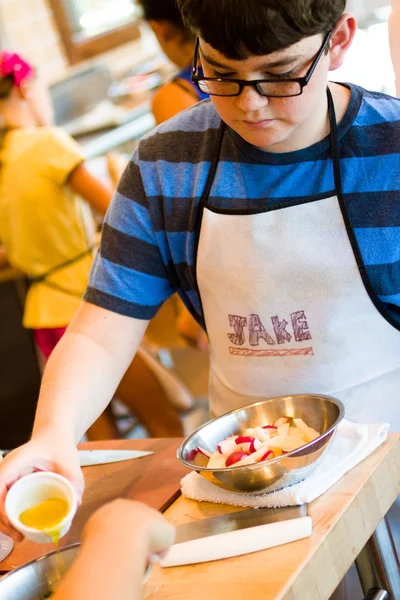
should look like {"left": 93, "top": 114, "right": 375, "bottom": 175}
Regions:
{"left": 177, "top": 393, "right": 345, "bottom": 472}
{"left": 0, "top": 542, "right": 81, "bottom": 584}
{"left": 0, "top": 541, "right": 153, "bottom": 589}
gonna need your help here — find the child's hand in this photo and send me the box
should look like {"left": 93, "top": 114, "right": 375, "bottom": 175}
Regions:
{"left": 52, "top": 500, "right": 175, "bottom": 600}
{"left": 82, "top": 499, "right": 175, "bottom": 563}
{"left": 0, "top": 436, "right": 84, "bottom": 542}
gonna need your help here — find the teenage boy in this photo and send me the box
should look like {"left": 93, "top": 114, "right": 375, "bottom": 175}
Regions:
{"left": 0, "top": 3, "right": 398, "bottom": 588}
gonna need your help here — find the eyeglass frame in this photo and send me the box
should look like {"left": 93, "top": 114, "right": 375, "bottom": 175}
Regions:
{"left": 191, "top": 30, "right": 333, "bottom": 98}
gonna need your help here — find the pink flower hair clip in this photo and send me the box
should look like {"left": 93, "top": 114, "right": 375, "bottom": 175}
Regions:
{"left": 0, "top": 52, "right": 34, "bottom": 87}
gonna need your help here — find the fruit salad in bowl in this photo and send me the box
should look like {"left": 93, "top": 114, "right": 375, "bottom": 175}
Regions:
{"left": 177, "top": 394, "right": 344, "bottom": 494}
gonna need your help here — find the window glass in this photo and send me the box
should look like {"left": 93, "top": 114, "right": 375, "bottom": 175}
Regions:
{"left": 66, "top": 0, "right": 141, "bottom": 40}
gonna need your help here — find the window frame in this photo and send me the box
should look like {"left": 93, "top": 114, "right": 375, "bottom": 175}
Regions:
{"left": 48, "top": 0, "right": 141, "bottom": 64}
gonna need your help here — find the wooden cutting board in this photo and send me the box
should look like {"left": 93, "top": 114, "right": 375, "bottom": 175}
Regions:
{"left": 0, "top": 437, "right": 186, "bottom": 571}
{"left": 145, "top": 434, "right": 400, "bottom": 600}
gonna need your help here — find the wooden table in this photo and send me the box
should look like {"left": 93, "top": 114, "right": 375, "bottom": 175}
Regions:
{"left": 1, "top": 435, "right": 399, "bottom": 599}
{"left": 145, "top": 434, "right": 399, "bottom": 600}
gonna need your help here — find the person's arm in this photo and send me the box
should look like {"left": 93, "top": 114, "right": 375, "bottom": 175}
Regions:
{"left": 53, "top": 500, "right": 175, "bottom": 600}
{"left": 389, "top": 0, "right": 400, "bottom": 97}
{"left": 151, "top": 81, "right": 198, "bottom": 125}
{"left": 68, "top": 163, "right": 114, "bottom": 217}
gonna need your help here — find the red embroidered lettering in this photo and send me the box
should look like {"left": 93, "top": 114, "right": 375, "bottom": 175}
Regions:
{"left": 271, "top": 316, "right": 292, "bottom": 344}
{"left": 249, "top": 314, "right": 275, "bottom": 346}
{"left": 291, "top": 311, "right": 312, "bottom": 342}
{"left": 227, "top": 314, "right": 247, "bottom": 345}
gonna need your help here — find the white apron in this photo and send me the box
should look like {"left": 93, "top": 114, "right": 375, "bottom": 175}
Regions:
{"left": 196, "top": 88, "right": 400, "bottom": 431}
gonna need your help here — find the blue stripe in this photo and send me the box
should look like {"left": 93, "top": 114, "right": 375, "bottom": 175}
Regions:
{"left": 141, "top": 154, "right": 400, "bottom": 201}
{"left": 354, "top": 227, "right": 400, "bottom": 265}
{"left": 163, "top": 231, "right": 195, "bottom": 265}
{"left": 141, "top": 160, "right": 335, "bottom": 200}
{"left": 378, "top": 291, "right": 400, "bottom": 304}
{"left": 88, "top": 255, "right": 174, "bottom": 306}
{"left": 140, "top": 160, "right": 211, "bottom": 198}
{"left": 106, "top": 192, "right": 155, "bottom": 244}
{"left": 341, "top": 155, "right": 400, "bottom": 193}
{"left": 213, "top": 161, "right": 334, "bottom": 199}
{"left": 367, "top": 259, "right": 400, "bottom": 296}
{"left": 354, "top": 95, "right": 400, "bottom": 127}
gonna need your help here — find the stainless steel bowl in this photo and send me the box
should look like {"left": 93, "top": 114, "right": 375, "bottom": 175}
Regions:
{"left": 177, "top": 394, "right": 345, "bottom": 494}
{"left": 0, "top": 544, "right": 151, "bottom": 599}
{"left": 0, "top": 544, "right": 79, "bottom": 600}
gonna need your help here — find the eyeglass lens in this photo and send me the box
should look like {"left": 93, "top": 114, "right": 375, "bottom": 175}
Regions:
{"left": 198, "top": 79, "right": 302, "bottom": 97}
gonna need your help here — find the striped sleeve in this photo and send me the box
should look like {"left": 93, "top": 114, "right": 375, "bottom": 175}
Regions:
{"left": 84, "top": 153, "right": 176, "bottom": 319}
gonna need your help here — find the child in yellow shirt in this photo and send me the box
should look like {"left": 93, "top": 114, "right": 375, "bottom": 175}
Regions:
{"left": 0, "top": 51, "right": 114, "bottom": 358}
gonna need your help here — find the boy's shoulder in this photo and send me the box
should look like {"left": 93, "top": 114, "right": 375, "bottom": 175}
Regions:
{"left": 136, "top": 100, "right": 221, "bottom": 162}
{"left": 351, "top": 83, "right": 400, "bottom": 124}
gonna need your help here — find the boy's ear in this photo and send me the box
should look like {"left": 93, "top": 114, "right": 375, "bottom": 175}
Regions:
{"left": 328, "top": 13, "right": 358, "bottom": 71}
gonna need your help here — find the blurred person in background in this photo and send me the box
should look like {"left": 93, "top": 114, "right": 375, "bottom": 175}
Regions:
{"left": 0, "top": 51, "right": 113, "bottom": 361}
{"left": 139, "top": 0, "right": 209, "bottom": 125}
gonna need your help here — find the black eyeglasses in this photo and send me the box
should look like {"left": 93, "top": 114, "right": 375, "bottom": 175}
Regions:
{"left": 191, "top": 30, "right": 332, "bottom": 98}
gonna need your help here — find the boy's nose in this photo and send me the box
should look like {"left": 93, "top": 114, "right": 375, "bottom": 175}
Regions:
{"left": 235, "top": 85, "right": 269, "bottom": 112}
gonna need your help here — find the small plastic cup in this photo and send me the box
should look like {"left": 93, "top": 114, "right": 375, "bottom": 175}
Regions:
{"left": 5, "top": 472, "right": 78, "bottom": 544}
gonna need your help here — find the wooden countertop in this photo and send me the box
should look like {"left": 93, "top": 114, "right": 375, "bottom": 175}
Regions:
{"left": 1, "top": 434, "right": 398, "bottom": 600}
{"left": 144, "top": 433, "right": 399, "bottom": 600}
{"left": 0, "top": 438, "right": 187, "bottom": 572}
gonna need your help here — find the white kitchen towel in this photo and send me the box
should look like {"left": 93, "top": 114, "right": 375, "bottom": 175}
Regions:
{"left": 181, "top": 419, "right": 389, "bottom": 508}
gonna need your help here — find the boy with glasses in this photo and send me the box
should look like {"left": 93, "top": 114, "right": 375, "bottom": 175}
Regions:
{"left": 0, "top": 2, "right": 398, "bottom": 597}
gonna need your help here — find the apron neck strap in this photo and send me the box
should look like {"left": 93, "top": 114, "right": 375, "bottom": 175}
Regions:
{"left": 327, "top": 86, "right": 343, "bottom": 198}
{"left": 200, "top": 119, "right": 225, "bottom": 208}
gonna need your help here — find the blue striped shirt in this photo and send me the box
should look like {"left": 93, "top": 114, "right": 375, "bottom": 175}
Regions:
{"left": 85, "top": 83, "right": 400, "bottom": 328}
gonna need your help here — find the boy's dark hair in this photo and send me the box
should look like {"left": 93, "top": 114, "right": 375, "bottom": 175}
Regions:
{"left": 177, "top": 0, "right": 346, "bottom": 59}
{"left": 0, "top": 75, "right": 14, "bottom": 100}
{"left": 139, "top": 0, "right": 187, "bottom": 31}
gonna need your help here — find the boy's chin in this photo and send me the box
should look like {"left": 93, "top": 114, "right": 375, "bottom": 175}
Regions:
{"left": 236, "top": 127, "right": 290, "bottom": 152}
